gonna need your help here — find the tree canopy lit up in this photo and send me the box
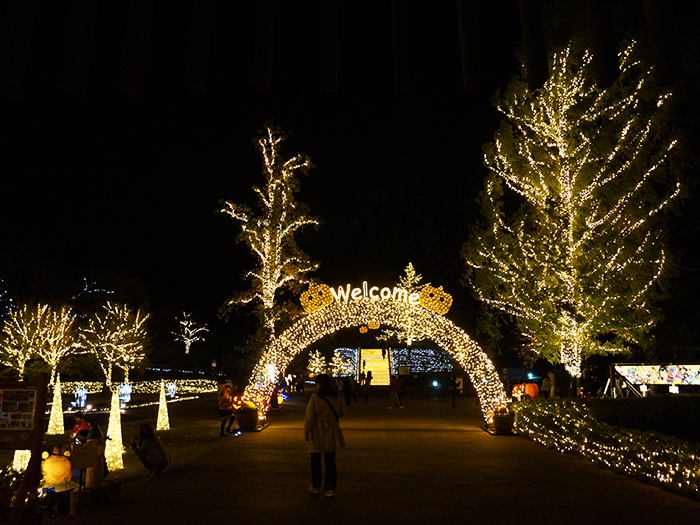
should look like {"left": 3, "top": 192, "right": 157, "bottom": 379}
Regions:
{"left": 463, "top": 42, "right": 683, "bottom": 376}
{"left": 220, "top": 122, "right": 320, "bottom": 351}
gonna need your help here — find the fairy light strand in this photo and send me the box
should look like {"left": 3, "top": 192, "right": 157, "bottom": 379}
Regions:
{"left": 243, "top": 299, "right": 508, "bottom": 423}
{"left": 464, "top": 41, "right": 680, "bottom": 377}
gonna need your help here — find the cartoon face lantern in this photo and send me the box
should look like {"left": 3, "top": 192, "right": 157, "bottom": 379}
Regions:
{"left": 41, "top": 447, "right": 74, "bottom": 489}
{"left": 419, "top": 285, "right": 453, "bottom": 315}
{"left": 300, "top": 283, "right": 334, "bottom": 313}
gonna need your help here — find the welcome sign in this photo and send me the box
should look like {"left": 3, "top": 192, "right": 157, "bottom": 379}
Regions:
{"left": 300, "top": 281, "right": 453, "bottom": 316}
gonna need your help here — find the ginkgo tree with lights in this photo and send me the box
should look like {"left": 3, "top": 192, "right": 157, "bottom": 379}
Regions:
{"left": 220, "top": 123, "right": 321, "bottom": 359}
{"left": 463, "top": 42, "right": 683, "bottom": 378}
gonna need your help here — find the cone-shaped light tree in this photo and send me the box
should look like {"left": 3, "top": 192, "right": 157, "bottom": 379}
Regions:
{"left": 47, "top": 375, "right": 65, "bottom": 435}
{"left": 462, "top": 42, "right": 683, "bottom": 377}
{"left": 105, "top": 390, "right": 124, "bottom": 471}
{"left": 157, "top": 380, "right": 170, "bottom": 431}
{"left": 220, "top": 123, "right": 321, "bottom": 351}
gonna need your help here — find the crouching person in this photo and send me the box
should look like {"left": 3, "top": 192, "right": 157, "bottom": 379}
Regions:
{"left": 130, "top": 423, "right": 171, "bottom": 476}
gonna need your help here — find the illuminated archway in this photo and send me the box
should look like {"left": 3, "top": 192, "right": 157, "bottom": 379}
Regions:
{"left": 243, "top": 298, "right": 508, "bottom": 423}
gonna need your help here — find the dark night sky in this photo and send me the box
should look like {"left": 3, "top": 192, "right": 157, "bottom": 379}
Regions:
{"left": 0, "top": 2, "right": 698, "bottom": 368}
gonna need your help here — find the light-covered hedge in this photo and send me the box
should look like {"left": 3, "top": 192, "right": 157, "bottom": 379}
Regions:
{"left": 512, "top": 398, "right": 700, "bottom": 499}
{"left": 60, "top": 379, "right": 218, "bottom": 395}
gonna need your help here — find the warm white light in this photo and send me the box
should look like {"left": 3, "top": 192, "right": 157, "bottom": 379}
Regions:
{"left": 80, "top": 302, "right": 149, "bottom": 387}
{"left": 243, "top": 299, "right": 507, "bottom": 422}
{"left": 105, "top": 390, "right": 124, "bottom": 471}
{"left": 464, "top": 41, "right": 680, "bottom": 376}
{"left": 156, "top": 380, "right": 170, "bottom": 431}
{"left": 47, "top": 376, "right": 64, "bottom": 435}
{"left": 173, "top": 311, "right": 207, "bottom": 354}
{"left": 220, "top": 123, "right": 320, "bottom": 341}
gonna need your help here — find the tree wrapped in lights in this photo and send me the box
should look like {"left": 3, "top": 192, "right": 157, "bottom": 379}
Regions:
{"left": 173, "top": 311, "right": 207, "bottom": 354}
{"left": 462, "top": 42, "right": 682, "bottom": 377}
{"left": 0, "top": 304, "right": 50, "bottom": 379}
{"left": 330, "top": 350, "right": 355, "bottom": 377}
{"left": 0, "top": 304, "right": 51, "bottom": 470}
{"left": 82, "top": 302, "right": 148, "bottom": 472}
{"left": 307, "top": 350, "right": 326, "bottom": 376}
{"left": 81, "top": 302, "right": 149, "bottom": 388}
{"left": 378, "top": 263, "right": 428, "bottom": 347}
{"left": 220, "top": 123, "right": 320, "bottom": 349}
{"left": 36, "top": 305, "right": 78, "bottom": 385}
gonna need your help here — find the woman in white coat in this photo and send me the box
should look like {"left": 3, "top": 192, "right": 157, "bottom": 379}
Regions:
{"left": 304, "top": 373, "right": 345, "bottom": 497}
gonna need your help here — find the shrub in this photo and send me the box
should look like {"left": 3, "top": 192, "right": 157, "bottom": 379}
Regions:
{"left": 513, "top": 398, "right": 700, "bottom": 499}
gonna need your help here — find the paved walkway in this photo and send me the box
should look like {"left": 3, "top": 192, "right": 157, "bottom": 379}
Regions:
{"left": 52, "top": 390, "right": 700, "bottom": 525}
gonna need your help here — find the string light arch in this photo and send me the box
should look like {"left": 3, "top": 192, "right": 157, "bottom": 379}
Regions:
{"left": 243, "top": 298, "right": 508, "bottom": 423}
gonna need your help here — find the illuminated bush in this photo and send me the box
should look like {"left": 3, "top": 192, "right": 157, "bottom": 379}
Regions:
{"left": 513, "top": 398, "right": 700, "bottom": 499}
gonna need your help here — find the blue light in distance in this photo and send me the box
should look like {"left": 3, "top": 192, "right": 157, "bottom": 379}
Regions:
{"left": 432, "top": 381, "right": 440, "bottom": 388}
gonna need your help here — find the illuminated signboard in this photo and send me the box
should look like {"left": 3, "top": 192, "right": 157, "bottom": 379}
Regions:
{"left": 301, "top": 281, "right": 453, "bottom": 315}
{"left": 615, "top": 364, "right": 700, "bottom": 386}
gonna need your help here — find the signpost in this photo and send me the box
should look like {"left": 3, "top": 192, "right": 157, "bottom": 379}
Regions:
{"left": 1, "top": 374, "right": 49, "bottom": 525}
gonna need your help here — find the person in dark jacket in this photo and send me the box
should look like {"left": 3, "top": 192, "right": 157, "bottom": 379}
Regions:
{"left": 130, "top": 423, "right": 171, "bottom": 476}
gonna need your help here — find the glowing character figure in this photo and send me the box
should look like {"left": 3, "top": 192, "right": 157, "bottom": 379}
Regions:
{"left": 300, "top": 283, "right": 335, "bottom": 313}
{"left": 419, "top": 285, "right": 453, "bottom": 315}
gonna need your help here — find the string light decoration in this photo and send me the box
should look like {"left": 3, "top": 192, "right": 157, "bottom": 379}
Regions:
{"left": 378, "top": 263, "right": 429, "bottom": 347}
{"left": 513, "top": 399, "right": 700, "bottom": 498}
{"left": 173, "top": 311, "right": 207, "bottom": 354}
{"left": 390, "top": 348, "right": 454, "bottom": 373}
{"left": 47, "top": 375, "right": 64, "bottom": 435}
{"left": 61, "top": 379, "right": 217, "bottom": 397}
{"left": 62, "top": 382, "right": 103, "bottom": 395}
{"left": 128, "top": 379, "right": 217, "bottom": 394}
{"left": 307, "top": 349, "right": 326, "bottom": 376}
{"left": 300, "top": 284, "right": 334, "bottom": 313}
{"left": 12, "top": 450, "right": 30, "bottom": 472}
{"left": 36, "top": 305, "right": 79, "bottom": 385}
{"left": 243, "top": 299, "right": 507, "bottom": 423}
{"left": 105, "top": 389, "right": 124, "bottom": 471}
{"left": 463, "top": 42, "right": 682, "bottom": 377}
{"left": 0, "top": 304, "right": 57, "bottom": 471}
{"left": 0, "top": 304, "right": 51, "bottom": 379}
{"left": 219, "top": 122, "right": 320, "bottom": 344}
{"left": 330, "top": 350, "right": 355, "bottom": 377}
{"left": 80, "top": 302, "right": 149, "bottom": 388}
{"left": 156, "top": 380, "right": 170, "bottom": 431}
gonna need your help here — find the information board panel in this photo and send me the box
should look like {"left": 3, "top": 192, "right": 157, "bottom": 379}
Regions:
{"left": 0, "top": 382, "right": 44, "bottom": 450}
{"left": 615, "top": 364, "right": 700, "bottom": 386}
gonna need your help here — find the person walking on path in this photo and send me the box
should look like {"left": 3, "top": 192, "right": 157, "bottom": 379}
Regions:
{"left": 218, "top": 382, "right": 236, "bottom": 436}
{"left": 342, "top": 376, "right": 352, "bottom": 406}
{"left": 363, "top": 371, "right": 373, "bottom": 403}
{"left": 304, "top": 374, "right": 345, "bottom": 497}
{"left": 387, "top": 375, "right": 404, "bottom": 409}
{"left": 448, "top": 376, "right": 458, "bottom": 408}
